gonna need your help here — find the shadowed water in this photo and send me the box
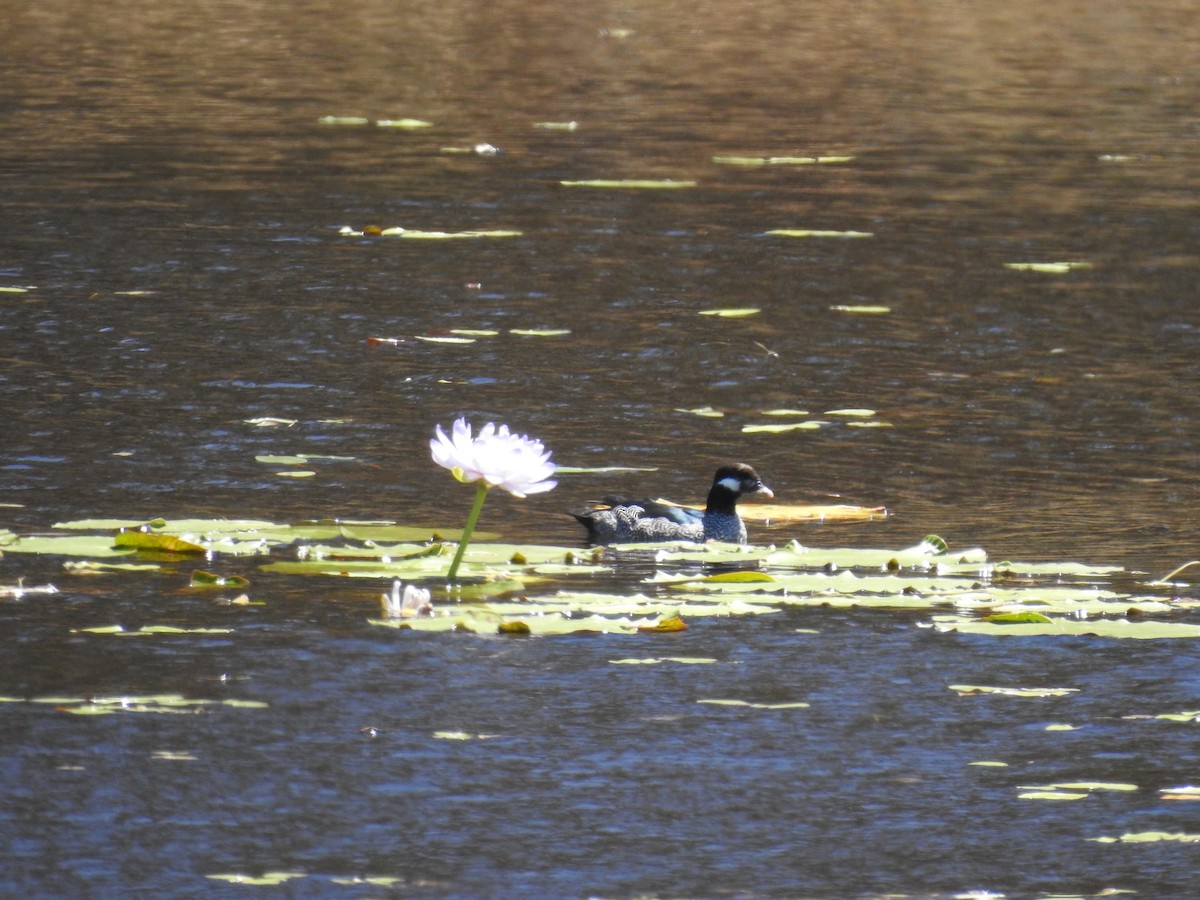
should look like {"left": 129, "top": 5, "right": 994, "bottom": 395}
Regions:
{"left": 2, "top": 0, "right": 1200, "bottom": 896}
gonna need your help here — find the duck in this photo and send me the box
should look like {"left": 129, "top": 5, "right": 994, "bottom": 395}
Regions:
{"left": 572, "top": 463, "right": 773, "bottom": 544}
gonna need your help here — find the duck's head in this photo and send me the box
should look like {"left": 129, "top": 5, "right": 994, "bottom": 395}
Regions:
{"left": 707, "top": 463, "right": 773, "bottom": 512}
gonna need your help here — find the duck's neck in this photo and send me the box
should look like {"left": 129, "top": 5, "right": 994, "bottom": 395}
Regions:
{"left": 705, "top": 480, "right": 741, "bottom": 516}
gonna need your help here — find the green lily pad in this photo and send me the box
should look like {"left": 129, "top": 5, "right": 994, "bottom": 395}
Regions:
{"left": 46, "top": 694, "right": 266, "bottom": 715}
{"left": 1004, "top": 261, "right": 1093, "bottom": 273}
{"left": 375, "top": 118, "right": 433, "bottom": 128}
{"left": 1090, "top": 832, "right": 1200, "bottom": 844}
{"left": 1018, "top": 790, "right": 1088, "bottom": 801}
{"left": 208, "top": 872, "right": 307, "bottom": 885}
{"left": 950, "top": 685, "right": 1079, "bottom": 698}
{"left": 190, "top": 570, "right": 251, "bottom": 589}
{"left": 934, "top": 616, "right": 1200, "bottom": 639}
{"left": 697, "top": 699, "right": 810, "bottom": 710}
{"left": 560, "top": 179, "right": 696, "bottom": 189}
{"left": 830, "top": 305, "right": 892, "bottom": 314}
{"left": 713, "top": 155, "right": 854, "bottom": 166}
{"left": 742, "top": 422, "right": 825, "bottom": 433}
{"left": 699, "top": 307, "right": 760, "bottom": 317}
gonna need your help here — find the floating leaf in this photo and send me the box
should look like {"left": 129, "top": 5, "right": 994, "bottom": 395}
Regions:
{"left": 356, "top": 228, "right": 521, "bottom": 239}
{"left": 51, "top": 694, "right": 263, "bottom": 715}
{"left": 415, "top": 335, "right": 477, "bottom": 344}
{"left": 696, "top": 572, "right": 776, "bottom": 583}
{"left": 712, "top": 155, "right": 854, "bottom": 166}
{"left": 824, "top": 408, "right": 876, "bottom": 417}
{"left": 152, "top": 751, "right": 198, "bottom": 761}
{"left": 950, "top": 685, "right": 1079, "bottom": 698}
{"left": 560, "top": 179, "right": 696, "bottom": 189}
{"left": 698, "top": 307, "right": 760, "bottom": 318}
{"left": 1150, "top": 710, "right": 1200, "bottom": 722}
{"left": 510, "top": 328, "right": 571, "bottom": 336}
{"left": 737, "top": 503, "right": 887, "bottom": 523}
{"left": 742, "top": 422, "right": 825, "bottom": 433}
{"left": 207, "top": 872, "right": 307, "bottom": 886}
{"left": 375, "top": 118, "right": 433, "bottom": 129}
{"left": 760, "top": 409, "right": 810, "bottom": 416}
{"left": 675, "top": 406, "right": 724, "bottom": 418}
{"left": 1018, "top": 790, "right": 1088, "bottom": 800}
{"left": 985, "top": 612, "right": 1054, "bottom": 624}
{"left": 0, "top": 581, "right": 59, "bottom": 597}
{"left": 113, "top": 531, "right": 207, "bottom": 554}
{"left": 255, "top": 454, "right": 355, "bottom": 465}
{"left": 190, "top": 570, "right": 250, "bottom": 589}
{"left": 71, "top": 625, "right": 234, "bottom": 636}
{"left": 318, "top": 115, "right": 369, "bottom": 126}
{"left": 830, "top": 305, "right": 891, "bottom": 314}
{"left": 0, "top": 534, "right": 138, "bottom": 558}
{"left": 767, "top": 229, "right": 873, "bottom": 238}
{"left": 935, "top": 616, "right": 1200, "bottom": 640}
{"left": 1004, "top": 261, "right": 1093, "bottom": 273}
{"left": 534, "top": 121, "right": 579, "bottom": 131}
{"left": 1090, "top": 832, "right": 1200, "bottom": 844}
{"left": 1050, "top": 782, "right": 1137, "bottom": 792}
{"left": 639, "top": 613, "right": 687, "bottom": 633}
{"left": 419, "top": 229, "right": 521, "bottom": 239}
{"left": 610, "top": 657, "right": 717, "bottom": 665}
{"left": 1160, "top": 786, "right": 1200, "bottom": 801}
{"left": 698, "top": 699, "right": 810, "bottom": 710}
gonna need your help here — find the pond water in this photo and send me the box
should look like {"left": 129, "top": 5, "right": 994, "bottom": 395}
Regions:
{"left": 2, "top": 0, "right": 1200, "bottom": 896}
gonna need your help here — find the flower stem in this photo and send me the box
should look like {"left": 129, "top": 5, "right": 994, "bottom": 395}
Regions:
{"left": 447, "top": 481, "right": 490, "bottom": 582}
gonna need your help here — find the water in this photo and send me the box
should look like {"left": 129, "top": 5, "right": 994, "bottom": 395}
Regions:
{"left": 2, "top": 0, "right": 1200, "bottom": 896}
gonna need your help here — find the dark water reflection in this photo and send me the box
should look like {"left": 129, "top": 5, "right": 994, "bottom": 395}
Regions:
{"left": 3, "top": 0, "right": 1200, "bottom": 896}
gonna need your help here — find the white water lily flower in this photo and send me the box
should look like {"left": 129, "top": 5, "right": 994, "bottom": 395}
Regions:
{"left": 430, "top": 417, "right": 557, "bottom": 498}
{"left": 381, "top": 580, "right": 432, "bottom": 618}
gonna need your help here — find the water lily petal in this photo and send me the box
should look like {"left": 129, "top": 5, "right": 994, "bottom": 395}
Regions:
{"left": 430, "top": 417, "right": 557, "bottom": 497}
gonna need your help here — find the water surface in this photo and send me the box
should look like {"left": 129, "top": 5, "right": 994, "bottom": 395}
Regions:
{"left": 2, "top": 1, "right": 1200, "bottom": 896}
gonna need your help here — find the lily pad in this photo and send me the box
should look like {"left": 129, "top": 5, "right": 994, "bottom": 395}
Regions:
{"left": 1004, "top": 261, "right": 1093, "bottom": 273}
{"left": 738, "top": 503, "right": 888, "bottom": 523}
{"left": 699, "top": 307, "right": 760, "bottom": 318}
{"left": 950, "top": 685, "right": 1079, "bottom": 698}
{"left": 375, "top": 118, "right": 433, "bottom": 128}
{"left": 1090, "top": 832, "right": 1200, "bottom": 844}
{"left": 742, "top": 422, "right": 825, "bottom": 433}
{"left": 697, "top": 699, "right": 810, "bottom": 710}
{"left": 207, "top": 872, "right": 307, "bottom": 886}
{"left": 713, "top": 155, "right": 854, "bottom": 166}
{"left": 830, "top": 305, "right": 891, "bottom": 314}
{"left": 767, "top": 229, "right": 873, "bottom": 239}
{"left": 560, "top": 179, "right": 696, "bottom": 189}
